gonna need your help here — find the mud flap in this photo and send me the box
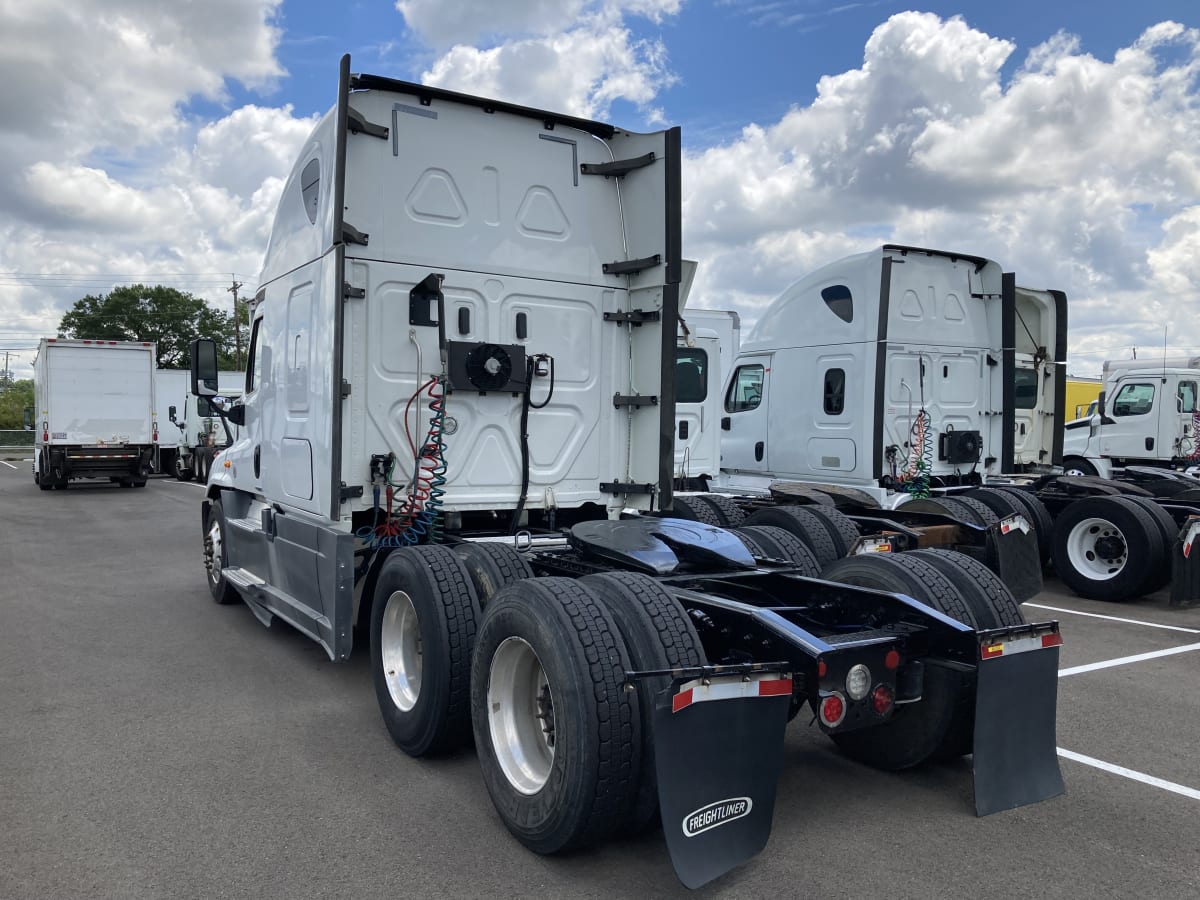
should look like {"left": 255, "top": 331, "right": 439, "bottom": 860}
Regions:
{"left": 652, "top": 671, "right": 791, "bottom": 889}
{"left": 986, "top": 514, "right": 1042, "bottom": 602}
{"left": 972, "top": 624, "right": 1065, "bottom": 816}
{"left": 1169, "top": 517, "right": 1200, "bottom": 608}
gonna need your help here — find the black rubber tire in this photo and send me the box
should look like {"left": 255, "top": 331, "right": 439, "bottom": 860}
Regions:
{"left": 1119, "top": 496, "right": 1177, "bottom": 592}
{"left": 132, "top": 479, "right": 147, "bottom": 488}
{"left": 695, "top": 493, "right": 746, "bottom": 528}
{"left": 669, "top": 495, "right": 723, "bottom": 526}
{"left": 732, "top": 528, "right": 768, "bottom": 557}
{"left": 1063, "top": 456, "right": 1099, "bottom": 477}
{"left": 743, "top": 506, "right": 840, "bottom": 567}
{"left": 371, "top": 546, "right": 480, "bottom": 756}
{"left": 452, "top": 542, "right": 534, "bottom": 606}
{"left": 472, "top": 578, "right": 638, "bottom": 854}
{"left": 801, "top": 506, "right": 861, "bottom": 557}
{"left": 907, "top": 549, "right": 1026, "bottom": 629}
{"left": 989, "top": 487, "right": 1054, "bottom": 565}
{"left": 965, "top": 487, "right": 1021, "bottom": 519}
{"left": 175, "top": 456, "right": 193, "bottom": 482}
{"left": 580, "top": 572, "right": 705, "bottom": 831}
{"left": 735, "top": 525, "right": 822, "bottom": 576}
{"left": 204, "top": 500, "right": 241, "bottom": 605}
{"left": 821, "top": 553, "right": 978, "bottom": 627}
{"left": 948, "top": 495, "right": 999, "bottom": 527}
{"left": 1051, "top": 496, "right": 1162, "bottom": 601}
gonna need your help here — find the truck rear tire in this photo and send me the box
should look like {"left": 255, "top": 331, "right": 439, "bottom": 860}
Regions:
{"left": 695, "top": 493, "right": 746, "bottom": 528}
{"left": 472, "top": 578, "right": 639, "bottom": 854}
{"left": 669, "top": 495, "right": 723, "bottom": 526}
{"left": 821, "top": 553, "right": 977, "bottom": 627}
{"left": 580, "top": 572, "right": 705, "bottom": 831}
{"left": 371, "top": 546, "right": 480, "bottom": 757}
{"left": 980, "top": 487, "right": 1054, "bottom": 565}
{"left": 735, "top": 525, "right": 822, "bottom": 576}
{"left": 743, "top": 506, "right": 840, "bottom": 566}
{"left": 907, "top": 549, "right": 1026, "bottom": 629}
{"left": 1118, "top": 496, "right": 1178, "bottom": 592}
{"left": 800, "top": 506, "right": 861, "bottom": 557}
{"left": 452, "top": 542, "right": 534, "bottom": 606}
{"left": 1051, "top": 496, "right": 1162, "bottom": 601}
{"left": 204, "top": 500, "right": 242, "bottom": 605}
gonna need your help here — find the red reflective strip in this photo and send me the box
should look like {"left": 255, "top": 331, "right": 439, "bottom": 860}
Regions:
{"left": 672, "top": 688, "right": 694, "bottom": 713}
{"left": 758, "top": 678, "right": 792, "bottom": 697}
{"left": 1041, "top": 633, "right": 1063, "bottom": 648}
{"left": 981, "top": 643, "right": 1004, "bottom": 659}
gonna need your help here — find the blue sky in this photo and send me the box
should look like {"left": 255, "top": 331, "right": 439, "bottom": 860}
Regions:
{"left": 1, "top": 0, "right": 1198, "bottom": 378}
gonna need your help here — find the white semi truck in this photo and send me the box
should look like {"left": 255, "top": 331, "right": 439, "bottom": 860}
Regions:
{"left": 156, "top": 368, "right": 244, "bottom": 481}
{"left": 674, "top": 306, "right": 739, "bottom": 489}
{"left": 186, "top": 56, "right": 1063, "bottom": 888}
{"left": 31, "top": 338, "right": 157, "bottom": 490}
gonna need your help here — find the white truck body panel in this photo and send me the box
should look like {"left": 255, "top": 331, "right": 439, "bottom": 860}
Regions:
{"left": 674, "top": 332, "right": 722, "bottom": 483}
{"left": 34, "top": 340, "right": 156, "bottom": 447}
{"left": 212, "top": 67, "right": 680, "bottom": 527}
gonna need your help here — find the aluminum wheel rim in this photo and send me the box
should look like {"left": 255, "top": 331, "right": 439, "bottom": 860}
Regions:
{"left": 1064, "top": 466, "right": 1089, "bottom": 477}
{"left": 380, "top": 591, "right": 422, "bottom": 712}
{"left": 487, "top": 637, "right": 554, "bottom": 795}
{"left": 1066, "top": 516, "right": 1127, "bottom": 580}
{"left": 206, "top": 518, "right": 223, "bottom": 585}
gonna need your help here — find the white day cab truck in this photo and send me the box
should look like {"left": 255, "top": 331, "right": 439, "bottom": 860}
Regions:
{"left": 31, "top": 338, "right": 157, "bottom": 490}
{"left": 156, "top": 368, "right": 244, "bottom": 481}
{"left": 667, "top": 250, "right": 1200, "bottom": 606}
{"left": 187, "top": 56, "right": 1065, "bottom": 889}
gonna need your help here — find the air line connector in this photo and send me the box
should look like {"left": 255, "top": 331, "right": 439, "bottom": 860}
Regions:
{"left": 369, "top": 452, "right": 394, "bottom": 485}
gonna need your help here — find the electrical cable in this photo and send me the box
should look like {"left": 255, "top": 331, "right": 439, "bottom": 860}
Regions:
{"left": 509, "top": 354, "right": 555, "bottom": 534}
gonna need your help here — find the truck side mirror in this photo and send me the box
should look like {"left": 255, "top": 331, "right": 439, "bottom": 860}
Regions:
{"left": 190, "top": 338, "right": 219, "bottom": 397}
{"left": 22, "top": 407, "right": 33, "bottom": 430}
{"left": 1096, "top": 390, "right": 1105, "bottom": 417}
{"left": 225, "top": 404, "right": 246, "bottom": 427}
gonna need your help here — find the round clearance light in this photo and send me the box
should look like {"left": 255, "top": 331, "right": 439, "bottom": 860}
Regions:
{"left": 846, "top": 664, "right": 871, "bottom": 700}
{"left": 819, "top": 692, "right": 846, "bottom": 728}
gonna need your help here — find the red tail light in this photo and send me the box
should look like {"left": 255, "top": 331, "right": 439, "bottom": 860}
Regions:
{"left": 42, "top": 432, "right": 48, "bottom": 442}
{"left": 819, "top": 693, "right": 846, "bottom": 728}
{"left": 884, "top": 649, "right": 900, "bottom": 670}
{"left": 871, "top": 684, "right": 895, "bottom": 715}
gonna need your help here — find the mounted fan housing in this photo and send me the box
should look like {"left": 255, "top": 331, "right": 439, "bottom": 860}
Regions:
{"left": 446, "top": 341, "right": 528, "bottom": 394}
{"left": 939, "top": 428, "right": 982, "bottom": 465}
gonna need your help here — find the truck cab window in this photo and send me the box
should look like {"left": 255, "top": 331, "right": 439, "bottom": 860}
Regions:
{"left": 823, "top": 368, "right": 846, "bottom": 415}
{"left": 725, "top": 364, "right": 764, "bottom": 413}
{"left": 675, "top": 348, "right": 708, "bottom": 403}
{"left": 1014, "top": 368, "right": 1039, "bottom": 409}
{"left": 246, "top": 318, "right": 263, "bottom": 393}
{"left": 1112, "top": 382, "right": 1155, "bottom": 416}
{"left": 821, "top": 285, "right": 853, "bottom": 323}
{"left": 1179, "top": 381, "right": 1197, "bottom": 413}
{"left": 300, "top": 158, "right": 320, "bottom": 225}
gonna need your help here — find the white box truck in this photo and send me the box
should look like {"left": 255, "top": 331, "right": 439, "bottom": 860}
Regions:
{"left": 185, "top": 56, "right": 1063, "bottom": 889}
{"left": 32, "top": 338, "right": 157, "bottom": 489}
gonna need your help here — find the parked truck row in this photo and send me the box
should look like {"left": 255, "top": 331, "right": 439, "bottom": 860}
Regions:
{"left": 181, "top": 57, "right": 1067, "bottom": 889}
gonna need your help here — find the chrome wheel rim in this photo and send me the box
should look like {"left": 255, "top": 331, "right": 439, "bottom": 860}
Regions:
{"left": 380, "top": 591, "right": 422, "bottom": 712}
{"left": 487, "top": 637, "right": 554, "bottom": 795}
{"left": 205, "top": 518, "right": 222, "bottom": 585}
{"left": 1066, "top": 516, "right": 1127, "bottom": 580}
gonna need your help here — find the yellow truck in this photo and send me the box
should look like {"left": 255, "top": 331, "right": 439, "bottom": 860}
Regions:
{"left": 1065, "top": 376, "right": 1102, "bottom": 420}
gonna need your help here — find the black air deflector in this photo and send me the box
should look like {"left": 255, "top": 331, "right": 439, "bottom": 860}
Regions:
{"left": 446, "top": 341, "right": 528, "bottom": 393}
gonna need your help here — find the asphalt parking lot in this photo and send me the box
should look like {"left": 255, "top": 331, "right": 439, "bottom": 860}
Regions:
{"left": 2, "top": 465, "right": 1198, "bottom": 899}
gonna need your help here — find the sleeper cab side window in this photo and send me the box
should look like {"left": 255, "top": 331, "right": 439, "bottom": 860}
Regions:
{"left": 675, "top": 348, "right": 708, "bottom": 403}
{"left": 1178, "top": 381, "right": 1197, "bottom": 414}
{"left": 725, "top": 364, "right": 764, "bottom": 413}
{"left": 246, "top": 317, "right": 264, "bottom": 394}
{"left": 821, "top": 285, "right": 853, "bottom": 323}
{"left": 823, "top": 368, "right": 845, "bottom": 415}
{"left": 1111, "top": 382, "right": 1154, "bottom": 417}
{"left": 1014, "top": 368, "right": 1039, "bottom": 409}
{"left": 300, "top": 158, "right": 320, "bottom": 225}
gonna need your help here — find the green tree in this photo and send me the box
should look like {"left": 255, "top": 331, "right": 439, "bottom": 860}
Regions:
{"left": 58, "top": 284, "right": 241, "bottom": 369}
{"left": 0, "top": 379, "right": 34, "bottom": 429}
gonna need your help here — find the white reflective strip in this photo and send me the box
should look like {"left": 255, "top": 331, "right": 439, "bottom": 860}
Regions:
{"left": 1024, "top": 603, "right": 1200, "bottom": 635}
{"left": 0, "top": 460, "right": 16, "bottom": 469}
{"left": 677, "top": 673, "right": 787, "bottom": 704}
{"left": 982, "top": 633, "right": 1049, "bottom": 657}
{"left": 1058, "top": 642, "right": 1200, "bottom": 677}
{"left": 1058, "top": 749, "right": 1200, "bottom": 802}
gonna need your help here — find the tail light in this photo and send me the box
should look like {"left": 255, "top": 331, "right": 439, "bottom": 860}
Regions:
{"left": 819, "top": 692, "right": 846, "bottom": 728}
{"left": 871, "top": 684, "right": 895, "bottom": 716}
{"left": 846, "top": 664, "right": 871, "bottom": 700}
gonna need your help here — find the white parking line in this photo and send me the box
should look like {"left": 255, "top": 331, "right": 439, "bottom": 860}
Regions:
{"left": 0, "top": 460, "right": 17, "bottom": 469}
{"left": 1058, "top": 642, "right": 1200, "bottom": 677}
{"left": 163, "top": 480, "right": 206, "bottom": 488}
{"left": 1058, "top": 748, "right": 1200, "bottom": 801}
{"left": 1024, "top": 602, "right": 1200, "bottom": 635}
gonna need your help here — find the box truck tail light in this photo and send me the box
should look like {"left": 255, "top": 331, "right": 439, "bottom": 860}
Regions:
{"left": 819, "top": 692, "right": 846, "bottom": 728}
{"left": 152, "top": 420, "right": 158, "bottom": 442}
{"left": 42, "top": 420, "right": 48, "bottom": 442}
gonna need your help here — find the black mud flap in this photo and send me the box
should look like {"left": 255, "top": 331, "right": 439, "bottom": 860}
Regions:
{"left": 985, "top": 514, "right": 1042, "bottom": 602}
{"left": 1169, "top": 517, "right": 1200, "bottom": 608}
{"left": 972, "top": 623, "right": 1065, "bottom": 816}
{"left": 652, "top": 671, "right": 791, "bottom": 889}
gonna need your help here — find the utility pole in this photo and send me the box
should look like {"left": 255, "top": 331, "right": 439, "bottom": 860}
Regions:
{"left": 228, "top": 276, "right": 244, "bottom": 370}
